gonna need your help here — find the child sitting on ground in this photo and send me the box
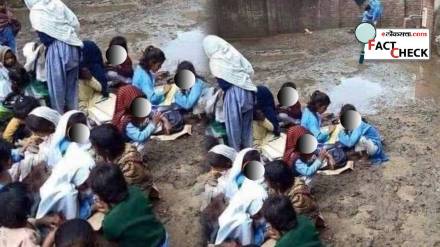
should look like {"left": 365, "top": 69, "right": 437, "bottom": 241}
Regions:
{"left": 338, "top": 104, "right": 388, "bottom": 165}
{"left": 301, "top": 90, "right": 336, "bottom": 143}
{"left": 133, "top": 46, "right": 170, "bottom": 105}
{"left": 264, "top": 160, "right": 325, "bottom": 228}
{"left": 201, "top": 144, "right": 237, "bottom": 210}
{"left": 295, "top": 146, "right": 334, "bottom": 185}
{"left": 0, "top": 182, "right": 63, "bottom": 247}
{"left": 90, "top": 164, "right": 168, "bottom": 247}
{"left": 0, "top": 138, "right": 12, "bottom": 189}
{"left": 112, "top": 85, "right": 172, "bottom": 152}
{"left": 10, "top": 106, "right": 60, "bottom": 186}
{"left": 262, "top": 195, "right": 323, "bottom": 247}
{"left": 253, "top": 109, "right": 275, "bottom": 150}
{"left": 90, "top": 124, "right": 157, "bottom": 198}
{"left": 45, "top": 219, "right": 97, "bottom": 247}
{"left": 3, "top": 95, "right": 40, "bottom": 143}
{"left": 78, "top": 67, "right": 102, "bottom": 115}
{"left": 106, "top": 36, "right": 134, "bottom": 85}
{"left": 173, "top": 61, "right": 206, "bottom": 111}
{"left": 277, "top": 82, "right": 302, "bottom": 126}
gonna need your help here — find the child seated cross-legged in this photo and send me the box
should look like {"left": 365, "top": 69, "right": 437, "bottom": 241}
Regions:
{"left": 277, "top": 82, "right": 302, "bottom": 126}
{"left": 112, "top": 85, "right": 172, "bottom": 152}
{"left": 253, "top": 109, "right": 276, "bottom": 151}
{"left": 78, "top": 67, "right": 102, "bottom": 116}
{"left": 337, "top": 104, "right": 388, "bottom": 165}
{"left": 106, "top": 36, "right": 134, "bottom": 86}
{"left": 89, "top": 164, "right": 169, "bottom": 247}
{"left": 90, "top": 124, "right": 157, "bottom": 197}
{"left": 262, "top": 195, "right": 323, "bottom": 247}
{"left": 301, "top": 90, "right": 336, "bottom": 144}
{"left": 173, "top": 61, "right": 206, "bottom": 111}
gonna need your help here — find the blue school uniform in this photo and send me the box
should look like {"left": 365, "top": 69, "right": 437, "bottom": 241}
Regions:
{"left": 301, "top": 107, "right": 329, "bottom": 143}
{"left": 174, "top": 78, "right": 204, "bottom": 110}
{"left": 132, "top": 66, "right": 164, "bottom": 105}
{"left": 294, "top": 157, "right": 323, "bottom": 179}
{"left": 125, "top": 121, "right": 157, "bottom": 143}
{"left": 338, "top": 121, "right": 388, "bottom": 165}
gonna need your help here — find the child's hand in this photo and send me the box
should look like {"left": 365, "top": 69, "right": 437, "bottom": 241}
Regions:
{"left": 152, "top": 112, "right": 164, "bottom": 125}
{"left": 163, "top": 84, "right": 172, "bottom": 94}
{"left": 94, "top": 200, "right": 110, "bottom": 214}
{"left": 328, "top": 125, "right": 336, "bottom": 133}
{"left": 318, "top": 149, "right": 327, "bottom": 161}
{"left": 156, "top": 71, "right": 170, "bottom": 80}
{"left": 267, "top": 225, "right": 281, "bottom": 240}
{"left": 37, "top": 214, "right": 63, "bottom": 229}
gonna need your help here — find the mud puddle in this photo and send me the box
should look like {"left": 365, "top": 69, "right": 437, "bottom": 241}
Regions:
{"left": 413, "top": 59, "right": 440, "bottom": 102}
{"left": 161, "top": 29, "right": 208, "bottom": 74}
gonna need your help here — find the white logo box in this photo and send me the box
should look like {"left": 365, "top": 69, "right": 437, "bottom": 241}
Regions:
{"left": 364, "top": 28, "right": 430, "bottom": 60}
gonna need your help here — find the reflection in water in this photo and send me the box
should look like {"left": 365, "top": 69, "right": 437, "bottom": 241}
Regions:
{"left": 327, "top": 77, "right": 384, "bottom": 114}
{"left": 161, "top": 29, "right": 208, "bottom": 75}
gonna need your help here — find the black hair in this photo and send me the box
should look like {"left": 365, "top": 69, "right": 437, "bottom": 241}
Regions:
{"left": 340, "top": 104, "right": 357, "bottom": 116}
{"left": 109, "top": 36, "right": 128, "bottom": 51}
{"left": 307, "top": 90, "right": 331, "bottom": 113}
{"left": 25, "top": 115, "right": 56, "bottom": 135}
{"left": 8, "top": 68, "right": 30, "bottom": 88}
{"left": 0, "top": 138, "right": 11, "bottom": 173}
{"left": 264, "top": 160, "right": 294, "bottom": 193}
{"left": 55, "top": 219, "right": 95, "bottom": 247}
{"left": 90, "top": 163, "right": 128, "bottom": 204}
{"left": 206, "top": 152, "right": 233, "bottom": 170}
{"left": 0, "top": 182, "right": 33, "bottom": 228}
{"left": 204, "top": 136, "right": 220, "bottom": 152}
{"left": 176, "top": 60, "right": 203, "bottom": 80}
{"left": 281, "top": 82, "right": 297, "bottom": 90}
{"left": 243, "top": 150, "right": 261, "bottom": 164}
{"left": 66, "top": 112, "right": 87, "bottom": 135}
{"left": 365, "top": 5, "right": 371, "bottom": 11}
{"left": 139, "top": 45, "right": 166, "bottom": 72}
{"left": 90, "top": 124, "right": 125, "bottom": 161}
{"left": 12, "top": 96, "right": 40, "bottom": 119}
{"left": 263, "top": 195, "right": 297, "bottom": 233}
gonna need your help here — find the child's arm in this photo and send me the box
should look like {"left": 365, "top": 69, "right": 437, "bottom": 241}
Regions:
{"left": 174, "top": 80, "right": 204, "bottom": 110}
{"left": 126, "top": 122, "right": 157, "bottom": 143}
{"left": 87, "top": 77, "right": 102, "bottom": 93}
{"left": 2, "top": 117, "right": 22, "bottom": 142}
{"left": 338, "top": 125, "right": 363, "bottom": 148}
{"left": 261, "top": 118, "right": 274, "bottom": 132}
{"left": 295, "top": 159, "right": 323, "bottom": 177}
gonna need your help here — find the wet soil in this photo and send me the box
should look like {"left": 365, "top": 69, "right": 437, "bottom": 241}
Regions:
{"left": 12, "top": 0, "right": 440, "bottom": 246}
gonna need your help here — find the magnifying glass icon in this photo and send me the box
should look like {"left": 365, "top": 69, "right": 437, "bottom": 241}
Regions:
{"left": 355, "top": 23, "right": 377, "bottom": 64}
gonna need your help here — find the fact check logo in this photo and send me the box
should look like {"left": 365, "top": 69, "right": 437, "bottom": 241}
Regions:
{"left": 364, "top": 29, "right": 430, "bottom": 60}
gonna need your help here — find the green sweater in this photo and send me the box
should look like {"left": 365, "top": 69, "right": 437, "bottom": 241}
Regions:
{"left": 102, "top": 186, "right": 166, "bottom": 247}
{"left": 275, "top": 216, "right": 323, "bottom": 247}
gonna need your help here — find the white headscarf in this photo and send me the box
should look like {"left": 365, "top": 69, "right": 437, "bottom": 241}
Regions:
{"left": 203, "top": 35, "right": 256, "bottom": 92}
{"left": 209, "top": 144, "right": 237, "bottom": 162}
{"left": 24, "top": 0, "right": 83, "bottom": 47}
{"left": 47, "top": 110, "right": 90, "bottom": 168}
{"left": 29, "top": 106, "right": 60, "bottom": 126}
{"left": 36, "top": 143, "right": 95, "bottom": 219}
{"left": 215, "top": 178, "right": 268, "bottom": 245}
{"left": 0, "top": 64, "right": 10, "bottom": 101}
{"left": 224, "top": 148, "right": 260, "bottom": 200}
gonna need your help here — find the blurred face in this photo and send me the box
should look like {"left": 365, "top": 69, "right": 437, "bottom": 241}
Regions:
{"left": 4, "top": 51, "right": 15, "bottom": 68}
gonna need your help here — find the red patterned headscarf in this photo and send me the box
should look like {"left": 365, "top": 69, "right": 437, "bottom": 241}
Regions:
{"left": 283, "top": 125, "right": 309, "bottom": 168}
{"left": 112, "top": 85, "right": 144, "bottom": 132}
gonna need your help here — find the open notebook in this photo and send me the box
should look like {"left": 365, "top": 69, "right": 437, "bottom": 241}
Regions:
{"left": 88, "top": 93, "right": 116, "bottom": 125}
{"left": 261, "top": 133, "right": 286, "bottom": 161}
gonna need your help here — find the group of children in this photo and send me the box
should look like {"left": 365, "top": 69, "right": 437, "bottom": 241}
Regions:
{"left": 0, "top": 0, "right": 390, "bottom": 246}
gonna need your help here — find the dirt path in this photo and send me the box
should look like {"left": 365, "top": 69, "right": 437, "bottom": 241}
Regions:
{"left": 13, "top": 1, "right": 440, "bottom": 246}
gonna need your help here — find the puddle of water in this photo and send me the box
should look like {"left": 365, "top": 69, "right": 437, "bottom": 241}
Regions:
{"left": 161, "top": 29, "right": 208, "bottom": 75}
{"left": 327, "top": 77, "right": 384, "bottom": 115}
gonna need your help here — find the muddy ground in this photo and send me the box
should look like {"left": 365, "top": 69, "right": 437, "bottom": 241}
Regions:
{"left": 13, "top": 0, "right": 440, "bottom": 246}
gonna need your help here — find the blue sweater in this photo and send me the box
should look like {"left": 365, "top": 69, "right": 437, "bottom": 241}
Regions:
{"left": 295, "top": 157, "right": 323, "bottom": 178}
{"left": 338, "top": 121, "right": 388, "bottom": 164}
{"left": 174, "top": 78, "right": 204, "bottom": 110}
{"left": 132, "top": 66, "right": 164, "bottom": 105}
{"left": 301, "top": 107, "right": 329, "bottom": 143}
{"left": 125, "top": 122, "right": 157, "bottom": 142}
